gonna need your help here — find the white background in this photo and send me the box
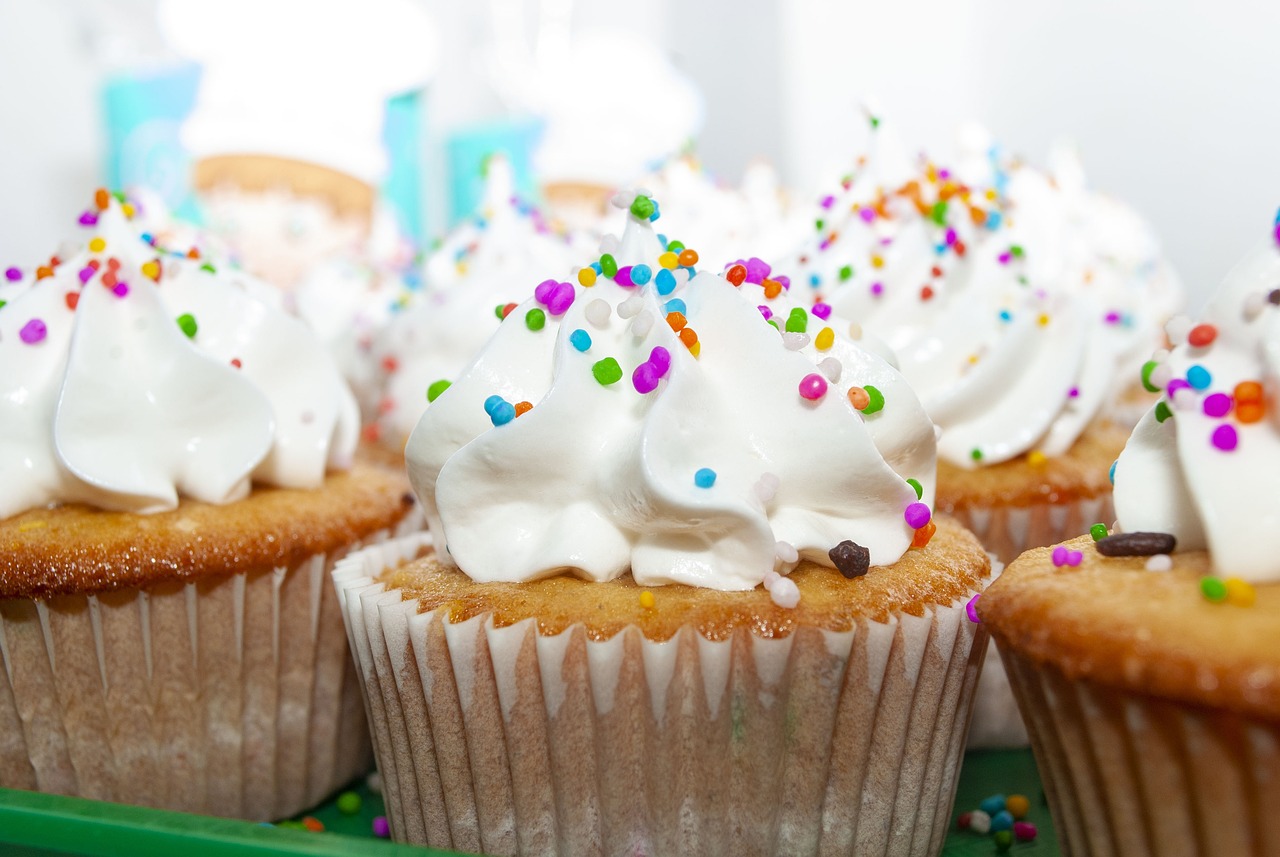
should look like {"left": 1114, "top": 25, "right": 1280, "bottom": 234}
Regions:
{"left": 2, "top": 0, "right": 1278, "bottom": 310}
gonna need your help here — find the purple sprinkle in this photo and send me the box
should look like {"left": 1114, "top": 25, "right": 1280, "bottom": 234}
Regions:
{"left": 944, "top": 227, "right": 957, "bottom": 246}
{"left": 112, "top": 282, "right": 129, "bottom": 298}
{"left": 4, "top": 267, "right": 22, "bottom": 282}
{"left": 938, "top": 168, "right": 951, "bottom": 180}
{"left": 965, "top": 593, "right": 981, "bottom": 624}
{"left": 819, "top": 238, "right": 832, "bottom": 251}
{"left": 812, "top": 302, "right": 833, "bottom": 320}
{"left": 1104, "top": 311, "right": 1122, "bottom": 324}
{"left": 78, "top": 211, "right": 98, "bottom": 226}
{"left": 858, "top": 207, "right": 876, "bottom": 223}
{"left": 78, "top": 266, "right": 95, "bottom": 284}
{"left": 744, "top": 257, "right": 771, "bottom": 284}
{"left": 998, "top": 252, "right": 1012, "bottom": 265}
{"left": 820, "top": 195, "right": 835, "bottom": 210}
{"left": 615, "top": 265, "right": 635, "bottom": 287}
{"left": 870, "top": 282, "right": 884, "bottom": 297}
{"left": 1066, "top": 549, "right": 1083, "bottom": 567}
{"left": 1068, "top": 387, "right": 1079, "bottom": 399}
{"left": 533, "top": 278, "right": 557, "bottom": 305}
{"left": 19, "top": 318, "right": 47, "bottom": 344}
{"left": 372, "top": 816, "right": 390, "bottom": 838}
{"left": 775, "top": 275, "right": 791, "bottom": 291}
{"left": 904, "top": 502, "right": 932, "bottom": 529}
{"left": 758, "top": 305, "right": 773, "bottom": 321}
{"left": 1203, "top": 392, "right": 1232, "bottom": 418}
{"left": 1211, "top": 424, "right": 1238, "bottom": 452}
{"left": 1166, "top": 378, "right": 1191, "bottom": 398}
{"left": 649, "top": 346, "right": 671, "bottom": 377}
{"left": 1051, "top": 545, "right": 1069, "bottom": 567}
{"left": 632, "top": 362, "right": 659, "bottom": 394}
{"left": 546, "top": 282, "right": 575, "bottom": 315}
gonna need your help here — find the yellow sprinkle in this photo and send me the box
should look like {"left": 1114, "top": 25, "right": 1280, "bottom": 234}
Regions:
{"left": 141, "top": 260, "right": 161, "bottom": 281}
{"left": 577, "top": 267, "right": 597, "bottom": 287}
{"left": 815, "top": 327, "right": 835, "bottom": 351}
{"left": 985, "top": 188, "right": 998, "bottom": 201}
{"left": 1027, "top": 450, "right": 1047, "bottom": 466}
{"left": 870, "top": 254, "right": 885, "bottom": 269}
{"left": 926, "top": 164, "right": 939, "bottom": 183}
{"left": 455, "top": 262, "right": 468, "bottom": 276}
{"left": 1037, "top": 313, "right": 1051, "bottom": 326}
{"left": 1225, "top": 577, "right": 1256, "bottom": 607}
{"left": 88, "top": 237, "right": 106, "bottom": 252}
{"left": 638, "top": 590, "right": 655, "bottom": 609}
{"left": 658, "top": 251, "right": 679, "bottom": 270}
{"left": 18, "top": 520, "right": 47, "bottom": 533}
{"left": 688, "top": 341, "right": 701, "bottom": 358}
{"left": 967, "top": 354, "right": 980, "bottom": 365}
{"left": 121, "top": 202, "right": 136, "bottom": 218}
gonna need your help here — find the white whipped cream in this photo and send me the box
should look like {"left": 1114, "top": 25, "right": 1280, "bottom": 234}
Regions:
{"left": 371, "top": 157, "right": 576, "bottom": 445}
{"left": 791, "top": 120, "right": 1180, "bottom": 468}
{"left": 405, "top": 197, "right": 938, "bottom": 590}
{"left": 0, "top": 197, "right": 359, "bottom": 519}
{"left": 1113, "top": 230, "right": 1280, "bottom": 582}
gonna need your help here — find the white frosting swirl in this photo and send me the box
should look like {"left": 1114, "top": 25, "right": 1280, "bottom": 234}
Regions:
{"left": 0, "top": 198, "right": 359, "bottom": 519}
{"left": 1113, "top": 234, "right": 1280, "bottom": 582}
{"left": 405, "top": 199, "right": 938, "bottom": 590}
{"left": 791, "top": 121, "right": 1180, "bottom": 468}
{"left": 371, "top": 157, "right": 576, "bottom": 445}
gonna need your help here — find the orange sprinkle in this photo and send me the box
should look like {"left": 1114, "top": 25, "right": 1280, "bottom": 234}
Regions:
{"left": 35, "top": 266, "right": 53, "bottom": 280}
{"left": 911, "top": 520, "right": 937, "bottom": 549}
{"left": 847, "top": 387, "right": 870, "bottom": 410}
{"left": 762, "top": 279, "right": 782, "bottom": 299}
{"left": 94, "top": 188, "right": 110, "bottom": 210}
{"left": 186, "top": 247, "right": 201, "bottom": 260}
{"left": 677, "top": 249, "right": 699, "bottom": 267}
{"left": 666, "top": 311, "right": 687, "bottom": 332}
{"left": 381, "top": 355, "right": 399, "bottom": 373}
{"left": 301, "top": 817, "right": 325, "bottom": 833}
{"left": 678, "top": 327, "right": 698, "bottom": 347}
{"left": 64, "top": 292, "right": 79, "bottom": 310}
{"left": 1237, "top": 402, "right": 1265, "bottom": 424}
{"left": 361, "top": 424, "right": 381, "bottom": 444}
{"left": 514, "top": 401, "right": 533, "bottom": 417}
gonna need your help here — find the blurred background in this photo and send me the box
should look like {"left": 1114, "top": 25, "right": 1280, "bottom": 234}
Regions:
{"left": 1, "top": 0, "right": 1277, "bottom": 309}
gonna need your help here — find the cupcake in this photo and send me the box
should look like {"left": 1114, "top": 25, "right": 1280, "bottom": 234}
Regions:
{"left": 0, "top": 191, "right": 419, "bottom": 820}
{"left": 980, "top": 220, "right": 1280, "bottom": 857}
{"left": 333, "top": 194, "right": 992, "bottom": 854}
{"left": 368, "top": 155, "right": 576, "bottom": 448}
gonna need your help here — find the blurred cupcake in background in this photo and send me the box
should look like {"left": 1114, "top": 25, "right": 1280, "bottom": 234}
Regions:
{"left": 367, "top": 154, "right": 577, "bottom": 450}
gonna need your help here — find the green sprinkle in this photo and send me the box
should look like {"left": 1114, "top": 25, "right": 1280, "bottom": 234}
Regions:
{"left": 906, "top": 478, "right": 923, "bottom": 500}
{"left": 994, "top": 829, "right": 1013, "bottom": 852}
{"left": 336, "top": 791, "right": 362, "bottom": 815}
{"left": 200, "top": 263, "right": 216, "bottom": 274}
{"left": 869, "top": 115, "right": 880, "bottom": 129}
{"left": 862, "top": 384, "right": 885, "bottom": 415}
{"left": 494, "top": 304, "right": 505, "bottom": 320}
{"left": 838, "top": 264, "right": 853, "bottom": 282}
{"left": 525, "top": 308, "right": 546, "bottom": 331}
{"left": 1090, "top": 523, "right": 1108, "bottom": 541}
{"left": 814, "top": 218, "right": 825, "bottom": 231}
{"left": 600, "top": 254, "right": 618, "bottom": 278}
{"left": 1009, "top": 244, "right": 1024, "bottom": 258}
{"left": 1154, "top": 400, "right": 1172, "bottom": 423}
{"left": 667, "top": 241, "right": 686, "bottom": 254}
{"left": 176, "top": 313, "right": 197, "bottom": 338}
{"left": 929, "top": 200, "right": 948, "bottom": 226}
{"left": 630, "top": 196, "right": 655, "bottom": 220}
{"left": 0, "top": 300, "right": 6, "bottom": 310}
{"left": 591, "top": 357, "right": 622, "bottom": 386}
{"left": 971, "top": 448, "right": 983, "bottom": 462}
{"left": 1140, "top": 359, "right": 1162, "bottom": 393}
{"left": 112, "top": 190, "right": 127, "bottom": 203}
{"left": 766, "top": 318, "right": 779, "bottom": 331}
{"left": 1200, "top": 577, "right": 1228, "bottom": 603}
{"left": 785, "top": 307, "right": 808, "bottom": 333}
{"left": 426, "top": 379, "right": 451, "bottom": 403}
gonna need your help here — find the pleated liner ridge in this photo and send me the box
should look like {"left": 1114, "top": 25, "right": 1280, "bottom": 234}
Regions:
{"left": 1000, "top": 648, "right": 1280, "bottom": 857}
{"left": 334, "top": 533, "right": 990, "bottom": 857}
{"left": 0, "top": 516, "right": 418, "bottom": 821}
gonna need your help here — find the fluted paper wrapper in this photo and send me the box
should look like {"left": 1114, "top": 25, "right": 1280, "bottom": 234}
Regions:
{"left": 956, "top": 494, "right": 1113, "bottom": 749}
{"left": 998, "top": 647, "right": 1280, "bottom": 857}
{"left": 334, "top": 535, "right": 989, "bottom": 857}
{"left": 0, "top": 517, "right": 417, "bottom": 821}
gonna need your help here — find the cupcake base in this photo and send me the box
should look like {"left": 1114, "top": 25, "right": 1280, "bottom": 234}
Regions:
{"left": 334, "top": 526, "right": 991, "bottom": 856}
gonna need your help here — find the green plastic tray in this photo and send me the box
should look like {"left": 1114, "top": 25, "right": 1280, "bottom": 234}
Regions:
{"left": 0, "top": 749, "right": 1057, "bottom": 855}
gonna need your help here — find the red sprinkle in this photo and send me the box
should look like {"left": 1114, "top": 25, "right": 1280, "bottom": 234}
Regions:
{"left": 230, "top": 358, "right": 242, "bottom": 369}
{"left": 920, "top": 285, "right": 935, "bottom": 301}
{"left": 1187, "top": 324, "right": 1217, "bottom": 348}
{"left": 65, "top": 292, "right": 79, "bottom": 310}
{"left": 726, "top": 265, "right": 747, "bottom": 286}
{"left": 381, "top": 355, "right": 399, "bottom": 373}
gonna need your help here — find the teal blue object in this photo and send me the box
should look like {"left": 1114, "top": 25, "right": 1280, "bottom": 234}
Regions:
{"left": 381, "top": 89, "right": 428, "bottom": 244}
{"left": 444, "top": 117, "right": 543, "bottom": 223}
{"left": 101, "top": 63, "right": 202, "bottom": 222}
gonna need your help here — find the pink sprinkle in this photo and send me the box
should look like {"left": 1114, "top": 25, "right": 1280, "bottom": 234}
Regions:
{"left": 546, "top": 282, "right": 575, "bottom": 315}
{"left": 112, "top": 282, "right": 129, "bottom": 297}
{"left": 632, "top": 362, "right": 659, "bottom": 394}
{"left": 744, "top": 258, "right": 771, "bottom": 284}
{"left": 19, "top": 318, "right": 47, "bottom": 344}
{"left": 78, "top": 211, "right": 98, "bottom": 226}
{"left": 1014, "top": 821, "right": 1037, "bottom": 842}
{"left": 1051, "top": 545, "right": 1069, "bottom": 567}
{"left": 1068, "top": 387, "right": 1079, "bottom": 398}
{"left": 649, "top": 346, "right": 671, "bottom": 377}
{"left": 1104, "top": 311, "right": 1122, "bottom": 324}
{"left": 965, "top": 593, "right": 981, "bottom": 623}
{"left": 818, "top": 238, "right": 832, "bottom": 251}
{"left": 944, "top": 227, "right": 957, "bottom": 246}
{"left": 533, "top": 278, "right": 557, "bottom": 304}
{"left": 998, "top": 252, "right": 1012, "bottom": 265}
{"left": 758, "top": 306, "right": 773, "bottom": 321}
{"left": 4, "top": 267, "right": 21, "bottom": 282}
{"left": 820, "top": 195, "right": 835, "bottom": 210}
{"left": 1203, "top": 392, "right": 1232, "bottom": 418}
{"left": 938, "top": 168, "right": 951, "bottom": 180}
{"left": 812, "top": 302, "right": 832, "bottom": 320}
{"left": 1212, "top": 424, "right": 1238, "bottom": 451}
{"left": 858, "top": 207, "right": 876, "bottom": 223}
{"left": 1067, "top": 549, "right": 1083, "bottom": 566}
{"left": 798, "top": 373, "right": 828, "bottom": 400}
{"left": 776, "top": 275, "right": 791, "bottom": 291}
{"left": 904, "top": 502, "right": 931, "bottom": 529}
{"left": 372, "top": 816, "right": 390, "bottom": 838}
{"left": 615, "top": 265, "right": 635, "bottom": 287}
{"left": 1166, "top": 378, "right": 1191, "bottom": 398}
{"left": 870, "top": 282, "right": 884, "bottom": 297}
{"left": 78, "top": 266, "right": 95, "bottom": 284}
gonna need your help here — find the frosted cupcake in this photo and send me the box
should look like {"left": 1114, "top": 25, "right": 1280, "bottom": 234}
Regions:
{"left": 333, "top": 194, "right": 992, "bottom": 855}
{"left": 0, "top": 191, "right": 418, "bottom": 820}
{"left": 368, "top": 156, "right": 576, "bottom": 448}
{"left": 980, "top": 217, "right": 1280, "bottom": 857}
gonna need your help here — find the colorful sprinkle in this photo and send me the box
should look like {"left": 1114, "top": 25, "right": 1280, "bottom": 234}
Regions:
{"left": 965, "top": 593, "right": 981, "bottom": 624}
{"left": 655, "top": 269, "right": 677, "bottom": 295}
{"left": 336, "top": 791, "right": 362, "bottom": 815}
{"left": 798, "top": 373, "right": 828, "bottom": 400}
{"left": 514, "top": 401, "right": 533, "bottom": 417}
{"left": 1211, "top": 423, "right": 1238, "bottom": 451}
{"left": 694, "top": 467, "right": 717, "bottom": 488}
{"left": 426, "top": 379, "right": 451, "bottom": 402}
{"left": 1051, "top": 545, "right": 1083, "bottom": 567}
{"left": 1187, "top": 323, "right": 1217, "bottom": 348}
{"left": 484, "top": 395, "right": 516, "bottom": 426}
{"left": 1200, "top": 577, "right": 1228, "bottom": 603}
{"left": 1140, "top": 360, "right": 1162, "bottom": 393}
{"left": 639, "top": 590, "right": 655, "bottom": 609}
{"left": 812, "top": 302, "right": 832, "bottom": 320}
{"left": 525, "top": 308, "right": 546, "bottom": 331}
{"left": 1089, "top": 523, "right": 1108, "bottom": 541}
{"left": 4, "top": 267, "right": 21, "bottom": 282}
{"left": 1013, "top": 822, "right": 1038, "bottom": 843}
{"left": 829, "top": 539, "right": 870, "bottom": 578}
{"left": 911, "top": 520, "right": 936, "bottom": 549}
{"left": 175, "top": 313, "right": 197, "bottom": 338}
{"left": 631, "top": 264, "right": 652, "bottom": 285}
{"left": 904, "top": 502, "right": 931, "bottom": 529}
{"left": 1185, "top": 364, "right": 1211, "bottom": 390}
{"left": 726, "top": 265, "right": 747, "bottom": 286}
{"left": 906, "top": 478, "right": 923, "bottom": 500}
{"left": 1202, "top": 392, "right": 1232, "bottom": 418}
{"left": 19, "top": 319, "right": 47, "bottom": 344}
{"left": 577, "top": 267, "right": 597, "bottom": 287}
{"left": 664, "top": 298, "right": 687, "bottom": 316}
{"left": 592, "top": 357, "right": 623, "bottom": 386}
{"left": 633, "top": 361, "right": 660, "bottom": 394}
{"left": 1235, "top": 381, "right": 1265, "bottom": 423}
{"left": 630, "top": 195, "right": 655, "bottom": 220}
{"left": 1005, "top": 795, "right": 1030, "bottom": 820}
{"left": 861, "top": 384, "right": 885, "bottom": 414}
{"left": 979, "top": 795, "right": 1006, "bottom": 816}
{"left": 372, "top": 816, "right": 390, "bottom": 838}
{"left": 570, "top": 329, "right": 592, "bottom": 352}
{"left": 1225, "top": 577, "right": 1257, "bottom": 607}
{"left": 600, "top": 254, "right": 618, "bottom": 278}
{"left": 785, "top": 307, "right": 808, "bottom": 333}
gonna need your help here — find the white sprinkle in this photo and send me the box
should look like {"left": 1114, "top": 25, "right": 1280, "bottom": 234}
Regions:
{"left": 1243, "top": 292, "right": 1266, "bottom": 322}
{"left": 635, "top": 186, "right": 652, "bottom": 198}
{"left": 753, "top": 472, "right": 780, "bottom": 504}
{"left": 782, "top": 332, "right": 809, "bottom": 350}
{"left": 585, "top": 299, "right": 611, "bottom": 328}
{"left": 631, "top": 310, "right": 654, "bottom": 337}
{"left": 673, "top": 268, "right": 691, "bottom": 287}
{"left": 609, "top": 192, "right": 631, "bottom": 210}
{"left": 1171, "top": 387, "right": 1198, "bottom": 411}
{"left": 768, "top": 576, "right": 800, "bottom": 609}
{"left": 1164, "top": 314, "right": 1192, "bottom": 347}
{"left": 1150, "top": 363, "right": 1172, "bottom": 389}
{"left": 618, "top": 295, "right": 644, "bottom": 319}
{"left": 762, "top": 570, "right": 780, "bottom": 587}
{"left": 1145, "top": 554, "right": 1172, "bottom": 572}
{"left": 366, "top": 771, "right": 383, "bottom": 794}
{"left": 599, "top": 234, "right": 621, "bottom": 254}
{"left": 847, "top": 322, "right": 863, "bottom": 340}
{"left": 818, "top": 357, "right": 842, "bottom": 382}
{"left": 969, "top": 810, "right": 991, "bottom": 834}
{"left": 774, "top": 541, "right": 798, "bottom": 563}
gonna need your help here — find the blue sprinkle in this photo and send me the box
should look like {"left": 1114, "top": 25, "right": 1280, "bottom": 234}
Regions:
{"left": 1186, "top": 364, "right": 1211, "bottom": 390}
{"left": 1109, "top": 460, "right": 1117, "bottom": 484}
{"left": 998, "top": 309, "right": 1013, "bottom": 323}
{"left": 483, "top": 395, "right": 505, "bottom": 417}
{"left": 475, "top": 217, "right": 488, "bottom": 230}
{"left": 664, "top": 298, "right": 687, "bottom": 316}
{"left": 655, "top": 269, "right": 677, "bottom": 296}
{"left": 986, "top": 211, "right": 1003, "bottom": 230}
{"left": 809, "top": 273, "right": 821, "bottom": 287}
{"left": 648, "top": 200, "right": 661, "bottom": 222}
{"left": 590, "top": 261, "right": 603, "bottom": 275}
{"left": 489, "top": 401, "right": 516, "bottom": 426}
{"left": 694, "top": 468, "right": 717, "bottom": 488}
{"left": 631, "top": 264, "right": 652, "bottom": 285}
{"left": 979, "top": 795, "right": 1006, "bottom": 816}
{"left": 569, "top": 329, "right": 592, "bottom": 352}
{"left": 990, "top": 811, "right": 1013, "bottom": 832}
{"left": 658, "top": 233, "right": 668, "bottom": 248}
{"left": 934, "top": 243, "right": 947, "bottom": 255}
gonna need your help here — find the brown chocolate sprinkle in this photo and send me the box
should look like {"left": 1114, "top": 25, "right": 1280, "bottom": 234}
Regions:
{"left": 1269, "top": 288, "right": 1280, "bottom": 306}
{"left": 1095, "top": 531, "right": 1176, "bottom": 557}
{"left": 401, "top": 492, "right": 417, "bottom": 506}
{"left": 829, "top": 540, "right": 870, "bottom": 579}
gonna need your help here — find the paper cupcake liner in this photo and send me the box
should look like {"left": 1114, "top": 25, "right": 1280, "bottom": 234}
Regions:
{"left": 999, "top": 647, "right": 1280, "bottom": 857}
{"left": 0, "top": 513, "right": 420, "bottom": 821}
{"left": 334, "top": 534, "right": 990, "bottom": 857}
{"left": 956, "top": 494, "right": 1114, "bottom": 750}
